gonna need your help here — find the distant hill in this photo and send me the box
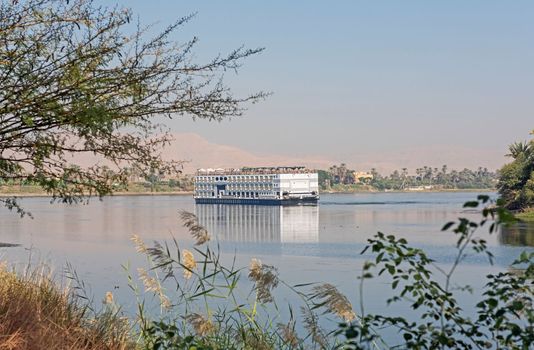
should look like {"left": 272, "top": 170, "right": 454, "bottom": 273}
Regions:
{"left": 65, "top": 132, "right": 506, "bottom": 175}
{"left": 160, "top": 133, "right": 334, "bottom": 173}
{"left": 159, "top": 133, "right": 506, "bottom": 174}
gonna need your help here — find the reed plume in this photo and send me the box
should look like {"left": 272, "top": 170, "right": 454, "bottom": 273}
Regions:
{"left": 248, "top": 258, "right": 279, "bottom": 303}
{"left": 137, "top": 268, "right": 160, "bottom": 293}
{"left": 137, "top": 267, "right": 171, "bottom": 309}
{"left": 277, "top": 320, "right": 300, "bottom": 348}
{"left": 311, "top": 283, "right": 356, "bottom": 322}
{"left": 182, "top": 249, "right": 196, "bottom": 279}
{"left": 179, "top": 210, "right": 211, "bottom": 245}
{"left": 104, "top": 291, "right": 114, "bottom": 304}
{"left": 186, "top": 313, "right": 215, "bottom": 336}
{"left": 130, "top": 234, "right": 147, "bottom": 253}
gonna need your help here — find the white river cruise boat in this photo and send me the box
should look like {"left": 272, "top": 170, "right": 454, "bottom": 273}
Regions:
{"left": 194, "top": 166, "right": 319, "bottom": 205}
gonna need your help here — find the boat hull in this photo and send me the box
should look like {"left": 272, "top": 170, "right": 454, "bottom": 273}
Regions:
{"left": 194, "top": 197, "right": 318, "bottom": 206}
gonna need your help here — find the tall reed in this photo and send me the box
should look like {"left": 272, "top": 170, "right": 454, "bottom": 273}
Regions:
{"left": 129, "top": 210, "right": 355, "bottom": 349}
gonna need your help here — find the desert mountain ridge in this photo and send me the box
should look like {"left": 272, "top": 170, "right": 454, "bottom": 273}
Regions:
{"left": 159, "top": 133, "right": 506, "bottom": 174}
{"left": 160, "top": 133, "right": 334, "bottom": 173}
{"left": 64, "top": 132, "right": 507, "bottom": 175}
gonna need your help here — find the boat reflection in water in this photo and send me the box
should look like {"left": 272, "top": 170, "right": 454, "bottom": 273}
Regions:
{"left": 195, "top": 204, "right": 319, "bottom": 243}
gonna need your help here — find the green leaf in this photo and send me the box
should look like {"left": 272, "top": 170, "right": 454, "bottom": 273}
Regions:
{"left": 441, "top": 221, "right": 455, "bottom": 231}
{"left": 487, "top": 298, "right": 498, "bottom": 309}
{"left": 375, "top": 252, "right": 384, "bottom": 263}
{"left": 293, "top": 282, "right": 316, "bottom": 288}
{"left": 511, "top": 300, "right": 524, "bottom": 311}
{"left": 463, "top": 201, "right": 479, "bottom": 208}
{"left": 477, "top": 194, "right": 490, "bottom": 202}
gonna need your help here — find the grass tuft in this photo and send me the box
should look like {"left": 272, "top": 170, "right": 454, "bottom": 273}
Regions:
{"left": 0, "top": 264, "right": 133, "bottom": 350}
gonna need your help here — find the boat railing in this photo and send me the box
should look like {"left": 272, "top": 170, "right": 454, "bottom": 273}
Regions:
{"left": 196, "top": 167, "right": 315, "bottom": 176}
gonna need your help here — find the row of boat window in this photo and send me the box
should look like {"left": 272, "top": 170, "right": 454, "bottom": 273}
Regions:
{"left": 196, "top": 175, "right": 275, "bottom": 182}
{"left": 196, "top": 184, "right": 275, "bottom": 189}
{"left": 195, "top": 191, "right": 280, "bottom": 198}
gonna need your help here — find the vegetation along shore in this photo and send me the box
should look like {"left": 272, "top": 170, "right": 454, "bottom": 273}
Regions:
{"left": 0, "top": 164, "right": 497, "bottom": 198}
{"left": 497, "top": 132, "right": 534, "bottom": 221}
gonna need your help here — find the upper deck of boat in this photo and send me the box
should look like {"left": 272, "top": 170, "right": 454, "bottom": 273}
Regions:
{"left": 196, "top": 166, "right": 315, "bottom": 176}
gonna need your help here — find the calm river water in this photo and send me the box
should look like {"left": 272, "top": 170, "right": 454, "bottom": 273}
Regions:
{"left": 1, "top": 192, "right": 533, "bottom": 322}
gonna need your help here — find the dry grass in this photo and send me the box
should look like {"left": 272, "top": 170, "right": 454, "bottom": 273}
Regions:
{"left": 0, "top": 264, "right": 134, "bottom": 350}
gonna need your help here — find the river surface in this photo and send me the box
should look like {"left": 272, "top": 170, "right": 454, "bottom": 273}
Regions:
{"left": 1, "top": 192, "right": 533, "bottom": 330}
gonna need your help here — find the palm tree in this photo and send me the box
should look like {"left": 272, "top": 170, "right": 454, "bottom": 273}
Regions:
{"left": 329, "top": 165, "right": 338, "bottom": 184}
{"left": 400, "top": 168, "right": 408, "bottom": 189}
{"left": 339, "top": 163, "right": 348, "bottom": 183}
{"left": 450, "top": 170, "right": 459, "bottom": 188}
{"left": 506, "top": 141, "right": 531, "bottom": 159}
{"left": 415, "top": 168, "right": 423, "bottom": 183}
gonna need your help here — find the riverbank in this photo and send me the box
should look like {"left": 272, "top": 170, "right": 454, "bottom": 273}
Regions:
{"left": 0, "top": 185, "right": 193, "bottom": 198}
{"left": 0, "top": 186, "right": 496, "bottom": 198}
{"left": 321, "top": 187, "right": 495, "bottom": 194}
{"left": 517, "top": 209, "right": 534, "bottom": 222}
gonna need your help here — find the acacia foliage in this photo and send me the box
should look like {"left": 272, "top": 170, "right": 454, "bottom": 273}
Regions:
{"left": 0, "top": 0, "right": 265, "bottom": 213}
{"left": 340, "top": 196, "right": 533, "bottom": 350}
{"left": 497, "top": 132, "right": 534, "bottom": 210}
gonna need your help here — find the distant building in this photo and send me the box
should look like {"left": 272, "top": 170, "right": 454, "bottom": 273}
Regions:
{"left": 353, "top": 171, "right": 373, "bottom": 183}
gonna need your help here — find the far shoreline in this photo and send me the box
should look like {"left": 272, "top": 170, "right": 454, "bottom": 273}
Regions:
{"left": 0, "top": 191, "right": 193, "bottom": 199}
{"left": 321, "top": 188, "right": 495, "bottom": 194}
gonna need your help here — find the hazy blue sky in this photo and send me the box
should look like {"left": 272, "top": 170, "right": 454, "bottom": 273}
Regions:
{"left": 126, "top": 1, "right": 533, "bottom": 169}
